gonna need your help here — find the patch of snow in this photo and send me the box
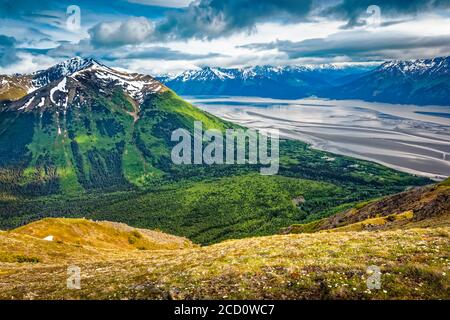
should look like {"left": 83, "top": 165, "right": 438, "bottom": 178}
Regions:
{"left": 43, "top": 235, "right": 54, "bottom": 241}
{"left": 37, "top": 97, "right": 45, "bottom": 108}
{"left": 50, "top": 77, "right": 68, "bottom": 104}
{"left": 19, "top": 96, "right": 35, "bottom": 110}
{"left": 73, "top": 65, "right": 162, "bottom": 103}
{"left": 26, "top": 85, "right": 37, "bottom": 94}
{"left": 211, "top": 68, "right": 235, "bottom": 80}
{"left": 179, "top": 69, "right": 201, "bottom": 82}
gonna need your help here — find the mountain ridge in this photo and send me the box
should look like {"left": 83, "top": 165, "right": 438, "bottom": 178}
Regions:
{"left": 157, "top": 56, "right": 450, "bottom": 106}
{"left": 326, "top": 56, "right": 450, "bottom": 106}
{"left": 4, "top": 56, "right": 450, "bottom": 106}
{"left": 6, "top": 59, "right": 166, "bottom": 113}
{"left": 159, "top": 64, "right": 373, "bottom": 99}
{"left": 0, "top": 57, "right": 100, "bottom": 102}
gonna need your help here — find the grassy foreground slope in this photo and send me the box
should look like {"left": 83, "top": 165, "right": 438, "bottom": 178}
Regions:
{"left": 0, "top": 218, "right": 193, "bottom": 265}
{"left": 0, "top": 218, "right": 448, "bottom": 300}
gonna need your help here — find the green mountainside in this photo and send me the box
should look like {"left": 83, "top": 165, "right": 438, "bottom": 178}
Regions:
{"left": 0, "top": 58, "right": 430, "bottom": 244}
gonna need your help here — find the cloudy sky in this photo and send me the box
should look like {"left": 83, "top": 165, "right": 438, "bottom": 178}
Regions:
{"left": 1, "top": 0, "right": 450, "bottom": 75}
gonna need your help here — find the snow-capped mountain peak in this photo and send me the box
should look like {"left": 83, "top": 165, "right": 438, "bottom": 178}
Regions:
{"left": 6, "top": 58, "right": 167, "bottom": 112}
{"left": 36, "top": 57, "right": 95, "bottom": 76}
{"left": 70, "top": 61, "right": 164, "bottom": 103}
{"left": 379, "top": 56, "right": 450, "bottom": 76}
{"left": 163, "top": 63, "right": 378, "bottom": 84}
{"left": 31, "top": 57, "right": 97, "bottom": 88}
{"left": 328, "top": 56, "right": 450, "bottom": 105}
{"left": 173, "top": 67, "right": 236, "bottom": 82}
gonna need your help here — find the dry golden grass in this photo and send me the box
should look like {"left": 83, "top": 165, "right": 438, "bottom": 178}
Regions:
{"left": 0, "top": 218, "right": 193, "bottom": 265}
{"left": 324, "top": 211, "right": 415, "bottom": 233}
{"left": 0, "top": 218, "right": 448, "bottom": 300}
{"left": 12, "top": 218, "right": 193, "bottom": 252}
{"left": 0, "top": 87, "right": 27, "bottom": 102}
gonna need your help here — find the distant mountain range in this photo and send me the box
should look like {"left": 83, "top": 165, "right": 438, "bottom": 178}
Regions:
{"left": 159, "top": 64, "right": 374, "bottom": 99}
{"left": 159, "top": 57, "right": 450, "bottom": 106}
{"left": 326, "top": 57, "right": 450, "bottom": 106}
{"left": 3, "top": 56, "right": 449, "bottom": 106}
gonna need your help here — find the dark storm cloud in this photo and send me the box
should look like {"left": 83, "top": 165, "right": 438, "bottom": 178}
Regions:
{"left": 88, "top": 0, "right": 450, "bottom": 47}
{"left": 0, "top": 34, "right": 19, "bottom": 66}
{"left": 89, "top": 17, "right": 154, "bottom": 48}
{"left": 242, "top": 31, "right": 450, "bottom": 60}
{"left": 88, "top": 0, "right": 315, "bottom": 46}
{"left": 153, "top": 0, "right": 314, "bottom": 40}
{"left": 5, "top": 0, "right": 450, "bottom": 67}
{"left": 321, "top": 0, "right": 450, "bottom": 28}
{"left": 0, "top": 35, "right": 15, "bottom": 47}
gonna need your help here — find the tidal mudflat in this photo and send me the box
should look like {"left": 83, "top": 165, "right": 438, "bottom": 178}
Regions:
{"left": 187, "top": 96, "right": 450, "bottom": 179}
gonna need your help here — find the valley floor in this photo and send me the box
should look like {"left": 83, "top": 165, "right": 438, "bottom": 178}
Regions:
{"left": 0, "top": 219, "right": 448, "bottom": 300}
{"left": 189, "top": 96, "right": 450, "bottom": 179}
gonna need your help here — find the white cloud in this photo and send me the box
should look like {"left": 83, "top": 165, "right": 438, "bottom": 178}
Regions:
{"left": 3, "top": 6, "right": 450, "bottom": 76}
{"left": 0, "top": 52, "right": 57, "bottom": 74}
{"left": 89, "top": 17, "right": 154, "bottom": 47}
{"left": 94, "top": 15, "right": 450, "bottom": 74}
